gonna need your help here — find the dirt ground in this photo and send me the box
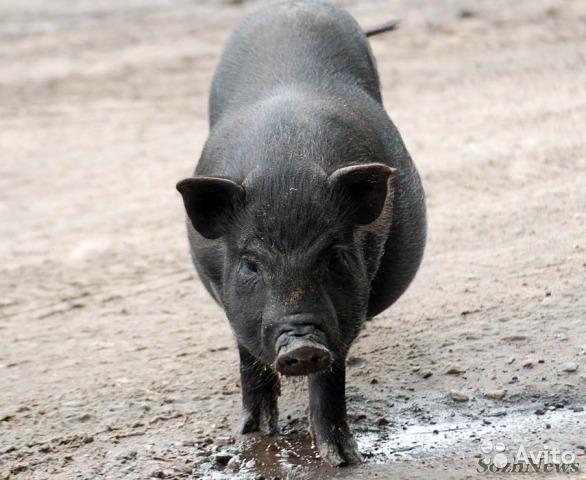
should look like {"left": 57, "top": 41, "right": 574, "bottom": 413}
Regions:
{"left": 1, "top": 0, "right": 585, "bottom": 479}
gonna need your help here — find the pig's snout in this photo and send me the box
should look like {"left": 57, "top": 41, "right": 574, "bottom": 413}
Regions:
{"left": 269, "top": 314, "right": 332, "bottom": 375}
{"left": 275, "top": 336, "right": 332, "bottom": 376}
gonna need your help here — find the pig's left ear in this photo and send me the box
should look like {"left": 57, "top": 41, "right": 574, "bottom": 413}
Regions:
{"left": 176, "top": 176, "right": 244, "bottom": 239}
{"left": 328, "top": 163, "right": 395, "bottom": 225}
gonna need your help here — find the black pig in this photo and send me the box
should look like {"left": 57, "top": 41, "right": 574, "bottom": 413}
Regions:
{"left": 177, "top": 0, "right": 426, "bottom": 466}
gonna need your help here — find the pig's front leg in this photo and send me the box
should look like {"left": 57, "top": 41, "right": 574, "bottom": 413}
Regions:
{"left": 308, "top": 360, "right": 363, "bottom": 466}
{"left": 238, "top": 344, "right": 280, "bottom": 435}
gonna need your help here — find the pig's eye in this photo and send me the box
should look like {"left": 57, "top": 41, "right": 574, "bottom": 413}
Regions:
{"left": 238, "top": 259, "right": 261, "bottom": 283}
{"left": 329, "top": 249, "right": 350, "bottom": 277}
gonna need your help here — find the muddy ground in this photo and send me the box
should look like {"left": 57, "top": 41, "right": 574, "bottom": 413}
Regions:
{"left": 1, "top": 0, "right": 585, "bottom": 479}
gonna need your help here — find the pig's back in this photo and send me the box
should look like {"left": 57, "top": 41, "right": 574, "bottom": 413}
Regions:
{"left": 209, "top": 0, "right": 381, "bottom": 125}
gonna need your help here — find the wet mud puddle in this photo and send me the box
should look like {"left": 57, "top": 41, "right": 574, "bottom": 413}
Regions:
{"left": 190, "top": 407, "right": 585, "bottom": 479}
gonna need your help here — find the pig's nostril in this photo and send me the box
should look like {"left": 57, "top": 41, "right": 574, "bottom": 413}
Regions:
{"left": 275, "top": 341, "right": 332, "bottom": 376}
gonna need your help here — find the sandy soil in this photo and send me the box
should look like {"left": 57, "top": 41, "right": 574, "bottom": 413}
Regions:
{"left": 1, "top": 0, "right": 585, "bottom": 479}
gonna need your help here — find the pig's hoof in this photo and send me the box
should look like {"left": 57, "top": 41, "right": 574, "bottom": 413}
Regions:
{"left": 239, "top": 408, "right": 278, "bottom": 435}
{"left": 316, "top": 432, "right": 363, "bottom": 466}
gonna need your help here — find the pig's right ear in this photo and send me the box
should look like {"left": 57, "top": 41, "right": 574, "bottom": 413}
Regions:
{"left": 176, "top": 176, "right": 244, "bottom": 239}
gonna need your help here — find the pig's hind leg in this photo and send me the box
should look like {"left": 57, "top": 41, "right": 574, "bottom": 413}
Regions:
{"left": 238, "top": 344, "right": 280, "bottom": 435}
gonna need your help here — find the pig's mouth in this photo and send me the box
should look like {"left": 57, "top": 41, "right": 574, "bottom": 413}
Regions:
{"left": 274, "top": 333, "right": 332, "bottom": 376}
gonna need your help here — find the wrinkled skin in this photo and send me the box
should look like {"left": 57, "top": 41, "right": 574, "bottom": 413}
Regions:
{"left": 177, "top": 0, "right": 426, "bottom": 466}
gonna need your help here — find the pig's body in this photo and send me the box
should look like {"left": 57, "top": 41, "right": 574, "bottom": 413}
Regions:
{"left": 177, "top": 0, "right": 426, "bottom": 466}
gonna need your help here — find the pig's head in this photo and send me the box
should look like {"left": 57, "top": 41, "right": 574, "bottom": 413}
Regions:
{"left": 177, "top": 162, "right": 393, "bottom": 375}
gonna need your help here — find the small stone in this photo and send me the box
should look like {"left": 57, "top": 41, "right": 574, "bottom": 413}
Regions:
{"left": 148, "top": 468, "right": 163, "bottom": 478}
{"left": 214, "top": 453, "right": 233, "bottom": 466}
{"left": 562, "top": 362, "right": 578, "bottom": 373}
{"left": 572, "top": 406, "right": 584, "bottom": 412}
{"left": 421, "top": 371, "right": 433, "bottom": 379}
{"left": 444, "top": 364, "right": 466, "bottom": 375}
{"left": 484, "top": 390, "right": 506, "bottom": 401}
{"left": 205, "top": 444, "right": 218, "bottom": 456}
{"left": 377, "top": 417, "right": 389, "bottom": 426}
{"left": 502, "top": 335, "right": 527, "bottom": 342}
{"left": 10, "top": 463, "right": 28, "bottom": 475}
{"left": 176, "top": 464, "right": 193, "bottom": 474}
{"left": 522, "top": 359, "right": 535, "bottom": 369}
{"left": 215, "top": 435, "right": 234, "bottom": 445}
{"left": 226, "top": 456, "right": 240, "bottom": 471}
{"left": 266, "top": 443, "right": 278, "bottom": 453}
{"left": 121, "top": 450, "right": 137, "bottom": 460}
{"left": 534, "top": 409, "right": 546, "bottom": 416}
{"left": 458, "top": 9, "right": 476, "bottom": 19}
{"left": 449, "top": 390, "right": 469, "bottom": 402}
